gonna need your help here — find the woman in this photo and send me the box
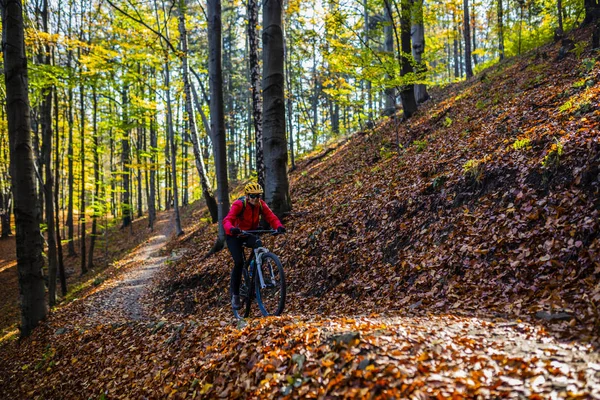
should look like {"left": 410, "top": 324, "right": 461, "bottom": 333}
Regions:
{"left": 223, "top": 182, "right": 285, "bottom": 309}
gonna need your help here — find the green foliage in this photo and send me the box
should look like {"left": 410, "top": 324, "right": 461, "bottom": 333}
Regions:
{"left": 412, "top": 140, "right": 428, "bottom": 153}
{"left": 558, "top": 100, "right": 573, "bottom": 113}
{"left": 443, "top": 117, "right": 453, "bottom": 127}
{"left": 582, "top": 58, "right": 596, "bottom": 74}
{"left": 541, "top": 138, "right": 564, "bottom": 169}
{"left": 476, "top": 100, "right": 486, "bottom": 110}
{"left": 571, "top": 42, "right": 586, "bottom": 59}
{"left": 575, "top": 102, "right": 592, "bottom": 115}
{"left": 463, "top": 156, "right": 489, "bottom": 184}
{"left": 431, "top": 175, "right": 447, "bottom": 190}
{"left": 93, "top": 277, "right": 105, "bottom": 287}
{"left": 512, "top": 138, "right": 532, "bottom": 151}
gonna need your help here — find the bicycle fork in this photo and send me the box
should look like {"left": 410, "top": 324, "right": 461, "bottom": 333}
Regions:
{"left": 253, "top": 247, "right": 271, "bottom": 289}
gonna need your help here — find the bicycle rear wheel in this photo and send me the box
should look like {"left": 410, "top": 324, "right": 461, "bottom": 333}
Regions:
{"left": 233, "top": 268, "right": 252, "bottom": 319}
{"left": 255, "top": 253, "right": 286, "bottom": 316}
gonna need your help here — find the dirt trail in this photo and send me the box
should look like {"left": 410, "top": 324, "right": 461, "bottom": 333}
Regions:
{"left": 80, "top": 213, "right": 185, "bottom": 325}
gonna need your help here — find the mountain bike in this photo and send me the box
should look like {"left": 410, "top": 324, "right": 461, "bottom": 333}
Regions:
{"left": 233, "top": 230, "right": 286, "bottom": 319}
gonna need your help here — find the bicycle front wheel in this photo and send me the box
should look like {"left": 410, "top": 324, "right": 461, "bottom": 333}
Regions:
{"left": 255, "top": 253, "right": 286, "bottom": 316}
{"left": 233, "top": 268, "right": 252, "bottom": 319}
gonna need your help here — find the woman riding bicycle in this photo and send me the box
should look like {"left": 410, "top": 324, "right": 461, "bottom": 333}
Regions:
{"left": 223, "top": 182, "right": 285, "bottom": 310}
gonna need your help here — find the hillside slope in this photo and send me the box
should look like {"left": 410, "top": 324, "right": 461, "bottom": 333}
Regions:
{"left": 2, "top": 28, "right": 599, "bottom": 400}
{"left": 161, "top": 28, "right": 599, "bottom": 341}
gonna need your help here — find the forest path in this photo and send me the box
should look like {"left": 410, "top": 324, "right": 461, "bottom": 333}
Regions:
{"left": 79, "top": 212, "right": 185, "bottom": 325}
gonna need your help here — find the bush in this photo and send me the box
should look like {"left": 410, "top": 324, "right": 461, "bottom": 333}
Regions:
{"left": 512, "top": 138, "right": 532, "bottom": 151}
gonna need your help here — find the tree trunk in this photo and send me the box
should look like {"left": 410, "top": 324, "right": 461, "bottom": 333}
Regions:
{"left": 248, "top": 0, "right": 265, "bottom": 189}
{"left": 556, "top": 0, "right": 563, "bottom": 38}
{"left": 53, "top": 69, "right": 66, "bottom": 296}
{"left": 178, "top": 1, "right": 218, "bottom": 222}
{"left": 584, "top": 0, "right": 600, "bottom": 47}
{"left": 384, "top": 5, "right": 395, "bottom": 113}
{"left": 0, "top": 193, "right": 11, "bottom": 237}
{"left": 453, "top": 11, "right": 459, "bottom": 78}
{"left": 36, "top": 0, "right": 58, "bottom": 305}
{"left": 66, "top": 58, "right": 76, "bottom": 256}
{"left": 363, "top": 0, "right": 372, "bottom": 122}
{"left": 399, "top": 0, "right": 418, "bottom": 119}
{"left": 311, "top": 47, "right": 319, "bottom": 148}
{"left": 411, "top": 0, "right": 429, "bottom": 103}
{"left": 148, "top": 69, "right": 157, "bottom": 230}
{"left": 2, "top": 0, "right": 48, "bottom": 337}
{"left": 208, "top": 0, "right": 230, "bottom": 250}
{"left": 137, "top": 127, "right": 143, "bottom": 218}
{"left": 165, "top": 60, "right": 184, "bottom": 236}
{"left": 498, "top": 0, "right": 505, "bottom": 60}
{"left": 463, "top": 0, "right": 473, "bottom": 78}
{"left": 88, "top": 87, "right": 99, "bottom": 271}
{"left": 79, "top": 72, "right": 87, "bottom": 274}
{"left": 121, "top": 86, "right": 132, "bottom": 229}
{"left": 263, "top": 0, "right": 291, "bottom": 217}
{"left": 472, "top": 3, "right": 478, "bottom": 66}
{"left": 284, "top": 27, "right": 295, "bottom": 170}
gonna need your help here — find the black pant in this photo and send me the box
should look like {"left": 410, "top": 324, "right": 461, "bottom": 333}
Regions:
{"left": 226, "top": 234, "right": 261, "bottom": 296}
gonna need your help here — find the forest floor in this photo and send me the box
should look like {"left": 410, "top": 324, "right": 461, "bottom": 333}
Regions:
{"left": 2, "top": 27, "right": 600, "bottom": 399}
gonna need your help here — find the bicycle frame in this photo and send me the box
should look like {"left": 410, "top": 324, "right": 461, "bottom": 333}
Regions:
{"left": 234, "top": 229, "right": 286, "bottom": 318}
{"left": 241, "top": 229, "right": 280, "bottom": 290}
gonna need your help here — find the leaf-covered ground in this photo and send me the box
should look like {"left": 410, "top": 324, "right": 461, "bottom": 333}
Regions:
{"left": 1, "top": 28, "right": 600, "bottom": 399}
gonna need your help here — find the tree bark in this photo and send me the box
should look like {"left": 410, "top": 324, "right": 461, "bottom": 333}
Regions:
{"left": 165, "top": 59, "right": 184, "bottom": 236}
{"left": 411, "top": 0, "right": 429, "bottom": 103}
{"left": 2, "top": 0, "right": 48, "bottom": 337}
{"left": 178, "top": 1, "right": 218, "bottom": 222}
{"left": 121, "top": 86, "right": 132, "bottom": 229}
{"left": 79, "top": 67, "right": 87, "bottom": 274}
{"left": 66, "top": 8, "right": 76, "bottom": 256}
{"left": 53, "top": 68, "right": 66, "bottom": 296}
{"left": 263, "top": 0, "right": 291, "bottom": 217}
{"left": 208, "top": 0, "right": 230, "bottom": 250}
{"left": 463, "top": 0, "right": 473, "bottom": 78}
{"left": 148, "top": 69, "right": 157, "bottom": 230}
{"left": 36, "top": 0, "right": 58, "bottom": 305}
{"left": 0, "top": 193, "right": 11, "bottom": 238}
{"left": 384, "top": 5, "right": 395, "bottom": 113}
{"left": 248, "top": 0, "right": 265, "bottom": 189}
{"left": 399, "top": 0, "right": 418, "bottom": 119}
{"left": 497, "top": 0, "right": 505, "bottom": 60}
{"left": 556, "top": 0, "right": 563, "bottom": 37}
{"left": 88, "top": 86, "right": 99, "bottom": 271}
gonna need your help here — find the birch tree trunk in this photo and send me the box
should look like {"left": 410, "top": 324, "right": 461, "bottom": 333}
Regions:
{"left": 263, "top": 0, "right": 291, "bottom": 217}
{"left": 2, "top": 0, "right": 48, "bottom": 337}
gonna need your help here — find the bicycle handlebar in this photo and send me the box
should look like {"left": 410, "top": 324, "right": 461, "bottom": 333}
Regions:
{"left": 239, "top": 229, "right": 283, "bottom": 236}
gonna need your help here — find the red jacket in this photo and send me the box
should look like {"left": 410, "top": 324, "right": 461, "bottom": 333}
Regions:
{"left": 223, "top": 198, "right": 283, "bottom": 236}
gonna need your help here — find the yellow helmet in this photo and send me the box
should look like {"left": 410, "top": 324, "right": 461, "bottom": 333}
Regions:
{"left": 244, "top": 182, "right": 263, "bottom": 195}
